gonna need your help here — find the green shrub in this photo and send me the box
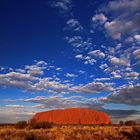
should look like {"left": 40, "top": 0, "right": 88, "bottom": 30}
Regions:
{"left": 15, "top": 121, "right": 27, "bottom": 129}
{"left": 29, "top": 119, "right": 53, "bottom": 129}
{"left": 125, "top": 120, "right": 136, "bottom": 126}
{"left": 119, "top": 121, "right": 124, "bottom": 125}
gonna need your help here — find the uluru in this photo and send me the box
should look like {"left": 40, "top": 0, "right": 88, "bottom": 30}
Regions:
{"left": 32, "top": 108, "right": 111, "bottom": 124}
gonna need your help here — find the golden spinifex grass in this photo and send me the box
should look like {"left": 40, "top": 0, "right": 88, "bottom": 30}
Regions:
{"left": 0, "top": 124, "right": 140, "bottom": 140}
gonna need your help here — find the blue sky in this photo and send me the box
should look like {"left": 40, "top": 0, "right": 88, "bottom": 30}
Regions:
{"left": 0, "top": 0, "right": 140, "bottom": 123}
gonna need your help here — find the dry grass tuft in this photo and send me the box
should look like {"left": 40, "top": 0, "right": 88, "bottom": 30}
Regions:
{"left": 0, "top": 124, "right": 140, "bottom": 140}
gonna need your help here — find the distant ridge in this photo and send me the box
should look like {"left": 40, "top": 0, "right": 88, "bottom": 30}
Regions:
{"left": 32, "top": 108, "right": 111, "bottom": 124}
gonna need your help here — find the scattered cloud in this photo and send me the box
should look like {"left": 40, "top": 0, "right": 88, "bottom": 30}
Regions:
{"left": 0, "top": 61, "right": 68, "bottom": 93}
{"left": 65, "top": 36, "right": 93, "bottom": 51}
{"left": 124, "top": 37, "right": 134, "bottom": 43}
{"left": 111, "top": 71, "right": 121, "bottom": 79}
{"left": 0, "top": 72, "right": 40, "bottom": 92}
{"left": 65, "top": 19, "right": 83, "bottom": 32}
{"left": 101, "top": 85, "right": 140, "bottom": 106}
{"left": 95, "top": 78, "right": 111, "bottom": 82}
{"left": 50, "top": 0, "right": 72, "bottom": 13}
{"left": 104, "top": 20, "right": 129, "bottom": 39}
{"left": 92, "top": 13, "right": 107, "bottom": 24}
{"left": 0, "top": 107, "right": 35, "bottom": 123}
{"left": 104, "top": 0, "right": 140, "bottom": 39}
{"left": 25, "top": 95, "right": 91, "bottom": 110}
{"left": 88, "top": 50, "right": 105, "bottom": 58}
{"left": 25, "top": 61, "right": 47, "bottom": 76}
{"left": 84, "top": 58, "right": 96, "bottom": 65}
{"left": 0, "top": 66, "right": 5, "bottom": 71}
{"left": 134, "top": 35, "right": 140, "bottom": 42}
{"left": 56, "top": 67, "right": 62, "bottom": 71}
{"left": 104, "top": 109, "right": 139, "bottom": 123}
{"left": 110, "top": 57, "right": 129, "bottom": 66}
{"left": 133, "top": 49, "right": 140, "bottom": 59}
{"left": 75, "top": 54, "right": 83, "bottom": 59}
{"left": 78, "top": 70, "right": 85, "bottom": 74}
{"left": 124, "top": 72, "right": 139, "bottom": 80}
{"left": 5, "top": 104, "right": 24, "bottom": 108}
{"left": 65, "top": 73, "right": 78, "bottom": 78}
{"left": 99, "top": 63, "right": 108, "bottom": 70}
{"left": 71, "top": 82, "right": 114, "bottom": 94}
{"left": 107, "top": 0, "right": 140, "bottom": 12}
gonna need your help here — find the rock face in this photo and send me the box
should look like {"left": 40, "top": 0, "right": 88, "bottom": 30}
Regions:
{"left": 32, "top": 108, "right": 111, "bottom": 124}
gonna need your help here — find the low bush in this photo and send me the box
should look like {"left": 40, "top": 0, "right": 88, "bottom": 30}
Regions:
{"left": 119, "top": 121, "right": 124, "bottom": 125}
{"left": 29, "top": 119, "right": 53, "bottom": 129}
{"left": 15, "top": 121, "right": 27, "bottom": 129}
{"left": 125, "top": 120, "right": 136, "bottom": 126}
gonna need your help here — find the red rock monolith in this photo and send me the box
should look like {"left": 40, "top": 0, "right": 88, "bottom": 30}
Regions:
{"left": 32, "top": 108, "right": 111, "bottom": 124}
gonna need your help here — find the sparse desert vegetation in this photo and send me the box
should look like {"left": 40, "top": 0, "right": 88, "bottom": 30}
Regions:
{"left": 0, "top": 121, "right": 140, "bottom": 140}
